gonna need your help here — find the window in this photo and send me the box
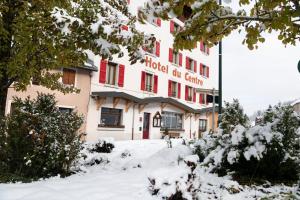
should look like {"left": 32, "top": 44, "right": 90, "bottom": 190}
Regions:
{"left": 169, "top": 48, "right": 182, "bottom": 66}
{"left": 168, "top": 80, "right": 180, "bottom": 98}
{"left": 106, "top": 62, "right": 118, "bottom": 85}
{"left": 170, "top": 20, "right": 181, "bottom": 33}
{"left": 32, "top": 76, "right": 40, "bottom": 85}
{"left": 100, "top": 107, "right": 123, "bottom": 127}
{"left": 200, "top": 42, "right": 210, "bottom": 54}
{"left": 145, "top": 73, "right": 153, "bottom": 92}
{"left": 161, "top": 111, "right": 183, "bottom": 130}
{"left": 200, "top": 64, "right": 210, "bottom": 78}
{"left": 62, "top": 68, "right": 76, "bottom": 85}
{"left": 186, "top": 57, "right": 196, "bottom": 72}
{"left": 199, "top": 93, "right": 206, "bottom": 104}
{"left": 143, "top": 41, "right": 160, "bottom": 57}
{"left": 172, "top": 51, "right": 179, "bottom": 65}
{"left": 59, "top": 107, "right": 73, "bottom": 114}
{"left": 141, "top": 71, "right": 158, "bottom": 93}
{"left": 187, "top": 86, "right": 193, "bottom": 101}
{"left": 199, "top": 119, "right": 207, "bottom": 132}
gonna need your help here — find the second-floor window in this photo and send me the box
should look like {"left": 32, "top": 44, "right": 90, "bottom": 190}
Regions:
{"left": 62, "top": 68, "right": 76, "bottom": 85}
{"left": 168, "top": 80, "right": 181, "bottom": 99}
{"left": 170, "top": 20, "right": 181, "bottom": 34}
{"left": 99, "top": 60, "right": 125, "bottom": 87}
{"left": 143, "top": 41, "right": 160, "bottom": 57}
{"left": 185, "top": 86, "right": 195, "bottom": 102}
{"left": 106, "top": 62, "right": 118, "bottom": 85}
{"left": 141, "top": 71, "right": 158, "bottom": 93}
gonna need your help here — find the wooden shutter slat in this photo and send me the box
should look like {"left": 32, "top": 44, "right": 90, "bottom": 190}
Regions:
{"left": 118, "top": 64, "right": 125, "bottom": 87}
{"left": 177, "top": 83, "right": 181, "bottom": 99}
{"left": 99, "top": 60, "right": 107, "bottom": 83}
{"left": 153, "top": 75, "right": 158, "bottom": 93}
{"left": 155, "top": 41, "right": 160, "bottom": 57}
{"left": 169, "top": 48, "right": 173, "bottom": 62}
{"left": 141, "top": 71, "right": 146, "bottom": 90}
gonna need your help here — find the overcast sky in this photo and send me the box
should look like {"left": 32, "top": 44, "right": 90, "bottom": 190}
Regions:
{"left": 212, "top": 1, "right": 300, "bottom": 115}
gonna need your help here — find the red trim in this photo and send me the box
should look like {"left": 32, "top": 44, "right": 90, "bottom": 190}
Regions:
{"left": 200, "top": 63, "right": 203, "bottom": 75}
{"left": 200, "top": 41, "right": 204, "bottom": 52}
{"left": 156, "top": 18, "right": 161, "bottom": 27}
{"left": 186, "top": 56, "right": 190, "bottom": 70}
{"left": 193, "top": 89, "right": 196, "bottom": 102}
{"left": 118, "top": 64, "right": 125, "bottom": 87}
{"left": 169, "top": 48, "right": 173, "bottom": 62}
{"left": 155, "top": 41, "right": 160, "bottom": 57}
{"left": 99, "top": 60, "right": 107, "bottom": 83}
{"left": 179, "top": 53, "right": 182, "bottom": 66}
{"left": 170, "top": 20, "right": 174, "bottom": 33}
{"left": 177, "top": 83, "right": 181, "bottom": 99}
{"left": 121, "top": 25, "right": 128, "bottom": 31}
{"left": 168, "top": 80, "right": 172, "bottom": 97}
{"left": 141, "top": 71, "right": 146, "bottom": 90}
{"left": 194, "top": 60, "right": 197, "bottom": 73}
{"left": 185, "top": 85, "right": 188, "bottom": 101}
{"left": 153, "top": 75, "right": 158, "bottom": 93}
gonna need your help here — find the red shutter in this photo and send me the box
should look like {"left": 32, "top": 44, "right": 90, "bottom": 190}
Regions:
{"left": 169, "top": 48, "right": 173, "bottom": 62}
{"left": 121, "top": 25, "right": 128, "bottom": 31}
{"left": 185, "top": 85, "right": 188, "bottom": 101}
{"left": 99, "top": 60, "right": 107, "bottom": 83}
{"left": 168, "top": 80, "right": 172, "bottom": 97}
{"left": 141, "top": 71, "right": 146, "bottom": 91}
{"left": 170, "top": 20, "right": 174, "bottom": 33}
{"left": 186, "top": 56, "right": 190, "bottom": 70}
{"left": 153, "top": 75, "right": 158, "bottom": 93}
{"left": 193, "top": 89, "right": 196, "bottom": 102}
{"left": 179, "top": 53, "right": 182, "bottom": 66}
{"left": 156, "top": 18, "right": 161, "bottom": 27}
{"left": 177, "top": 83, "right": 181, "bottom": 99}
{"left": 118, "top": 64, "right": 125, "bottom": 87}
{"left": 199, "top": 94, "right": 203, "bottom": 104}
{"left": 155, "top": 41, "right": 160, "bottom": 57}
{"left": 194, "top": 61, "right": 197, "bottom": 73}
{"left": 200, "top": 63, "right": 203, "bottom": 75}
{"left": 207, "top": 67, "right": 210, "bottom": 78}
{"left": 200, "top": 42, "right": 204, "bottom": 52}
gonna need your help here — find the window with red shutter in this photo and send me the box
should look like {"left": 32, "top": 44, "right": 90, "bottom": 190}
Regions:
{"left": 169, "top": 48, "right": 173, "bottom": 62}
{"left": 193, "top": 89, "right": 196, "bottom": 102}
{"left": 200, "top": 63, "right": 203, "bottom": 76}
{"left": 168, "top": 80, "right": 172, "bottom": 97}
{"left": 153, "top": 75, "right": 158, "bottom": 93}
{"left": 200, "top": 42, "right": 204, "bottom": 52}
{"left": 186, "top": 56, "right": 190, "bottom": 70}
{"left": 155, "top": 41, "right": 160, "bottom": 57}
{"left": 179, "top": 53, "right": 182, "bottom": 66}
{"left": 185, "top": 85, "right": 188, "bottom": 101}
{"left": 170, "top": 20, "right": 174, "bottom": 33}
{"left": 156, "top": 18, "right": 161, "bottom": 27}
{"left": 118, "top": 64, "right": 125, "bottom": 87}
{"left": 99, "top": 60, "right": 107, "bottom": 84}
{"left": 141, "top": 71, "right": 146, "bottom": 91}
{"left": 177, "top": 83, "right": 181, "bottom": 99}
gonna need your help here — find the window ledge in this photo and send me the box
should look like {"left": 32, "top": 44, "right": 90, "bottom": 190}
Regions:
{"left": 98, "top": 125, "right": 125, "bottom": 128}
{"left": 104, "top": 84, "right": 119, "bottom": 89}
{"left": 160, "top": 128, "right": 185, "bottom": 132}
{"left": 187, "top": 69, "right": 195, "bottom": 74}
{"left": 145, "top": 52, "right": 158, "bottom": 58}
{"left": 171, "top": 63, "right": 180, "bottom": 68}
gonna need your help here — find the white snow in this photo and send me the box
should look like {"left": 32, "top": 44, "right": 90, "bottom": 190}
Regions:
{"left": 0, "top": 139, "right": 298, "bottom": 200}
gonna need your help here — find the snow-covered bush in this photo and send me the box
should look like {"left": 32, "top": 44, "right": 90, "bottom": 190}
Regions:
{"left": 148, "top": 155, "right": 200, "bottom": 200}
{"left": 0, "top": 93, "right": 83, "bottom": 182}
{"left": 200, "top": 103, "right": 300, "bottom": 183}
{"left": 87, "top": 138, "right": 115, "bottom": 153}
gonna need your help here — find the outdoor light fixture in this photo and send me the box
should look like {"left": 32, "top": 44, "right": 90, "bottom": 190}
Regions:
{"left": 153, "top": 111, "right": 162, "bottom": 127}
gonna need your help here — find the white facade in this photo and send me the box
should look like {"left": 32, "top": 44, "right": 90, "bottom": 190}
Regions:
{"left": 86, "top": 0, "right": 217, "bottom": 141}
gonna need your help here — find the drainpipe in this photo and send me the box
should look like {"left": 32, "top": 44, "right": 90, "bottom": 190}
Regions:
{"left": 131, "top": 103, "right": 135, "bottom": 140}
{"left": 212, "top": 88, "right": 216, "bottom": 133}
{"left": 189, "top": 114, "right": 192, "bottom": 139}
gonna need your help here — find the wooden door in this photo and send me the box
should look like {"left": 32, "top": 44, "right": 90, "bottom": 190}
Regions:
{"left": 143, "top": 112, "right": 150, "bottom": 139}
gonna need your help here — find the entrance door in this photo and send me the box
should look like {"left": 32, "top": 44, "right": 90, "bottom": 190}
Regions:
{"left": 143, "top": 112, "right": 150, "bottom": 139}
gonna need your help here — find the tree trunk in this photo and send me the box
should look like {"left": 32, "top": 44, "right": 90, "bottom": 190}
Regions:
{"left": 0, "top": 87, "right": 8, "bottom": 117}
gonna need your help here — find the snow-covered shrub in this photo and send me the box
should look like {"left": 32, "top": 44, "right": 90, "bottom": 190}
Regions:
{"left": 219, "top": 99, "right": 249, "bottom": 134}
{"left": 148, "top": 155, "right": 200, "bottom": 200}
{"left": 202, "top": 104, "right": 300, "bottom": 183}
{"left": 87, "top": 138, "right": 115, "bottom": 153}
{"left": 0, "top": 93, "right": 83, "bottom": 182}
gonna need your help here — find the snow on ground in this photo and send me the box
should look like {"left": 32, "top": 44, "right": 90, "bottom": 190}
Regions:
{"left": 0, "top": 139, "right": 298, "bottom": 200}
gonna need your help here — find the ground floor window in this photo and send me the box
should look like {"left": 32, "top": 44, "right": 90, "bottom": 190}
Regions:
{"left": 100, "top": 107, "right": 123, "bottom": 127}
{"left": 161, "top": 111, "right": 183, "bottom": 130}
{"left": 199, "top": 119, "right": 207, "bottom": 131}
{"left": 59, "top": 107, "right": 73, "bottom": 114}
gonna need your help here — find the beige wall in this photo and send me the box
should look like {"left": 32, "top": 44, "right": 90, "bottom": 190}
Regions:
{"left": 5, "top": 68, "right": 92, "bottom": 133}
{"left": 207, "top": 112, "right": 218, "bottom": 132}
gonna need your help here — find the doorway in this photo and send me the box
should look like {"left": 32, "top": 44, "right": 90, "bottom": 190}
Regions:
{"left": 143, "top": 112, "right": 150, "bottom": 139}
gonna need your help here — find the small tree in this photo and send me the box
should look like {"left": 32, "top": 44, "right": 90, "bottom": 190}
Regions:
{"left": 219, "top": 99, "right": 249, "bottom": 134}
{"left": 0, "top": 93, "right": 83, "bottom": 182}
